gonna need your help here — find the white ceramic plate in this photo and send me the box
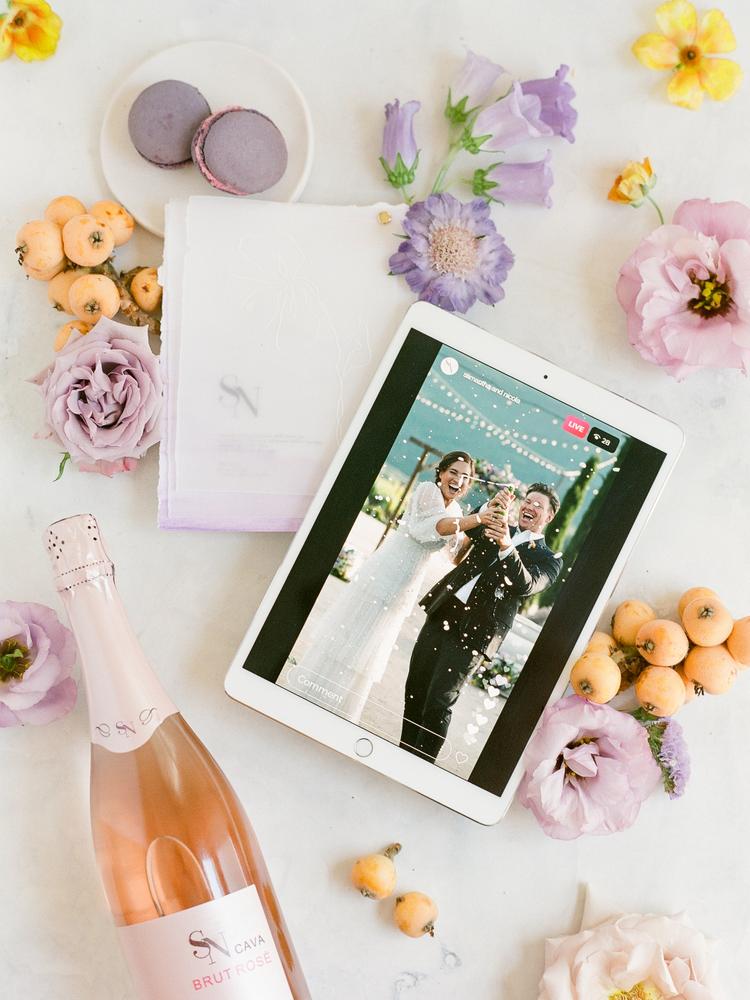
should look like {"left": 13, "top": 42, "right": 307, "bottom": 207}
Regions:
{"left": 100, "top": 41, "right": 314, "bottom": 237}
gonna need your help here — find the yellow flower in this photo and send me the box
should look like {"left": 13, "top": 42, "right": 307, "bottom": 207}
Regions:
{"left": 0, "top": 1, "right": 62, "bottom": 62}
{"left": 632, "top": 0, "right": 742, "bottom": 110}
{"left": 608, "top": 158, "right": 656, "bottom": 206}
{"left": 608, "top": 158, "right": 665, "bottom": 223}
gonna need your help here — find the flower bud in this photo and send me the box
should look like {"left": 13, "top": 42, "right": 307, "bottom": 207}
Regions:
{"left": 379, "top": 99, "right": 420, "bottom": 189}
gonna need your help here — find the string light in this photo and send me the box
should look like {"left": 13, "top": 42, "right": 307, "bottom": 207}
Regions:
{"left": 414, "top": 372, "right": 619, "bottom": 481}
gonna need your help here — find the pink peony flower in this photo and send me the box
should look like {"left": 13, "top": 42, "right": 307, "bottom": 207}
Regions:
{"left": 616, "top": 198, "right": 750, "bottom": 379}
{"left": 30, "top": 317, "right": 162, "bottom": 475}
{"left": 0, "top": 601, "right": 77, "bottom": 727}
{"left": 518, "top": 695, "right": 660, "bottom": 840}
{"left": 538, "top": 911, "right": 719, "bottom": 1000}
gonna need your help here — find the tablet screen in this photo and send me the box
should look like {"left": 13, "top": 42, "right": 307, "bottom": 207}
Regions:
{"left": 242, "top": 329, "right": 666, "bottom": 796}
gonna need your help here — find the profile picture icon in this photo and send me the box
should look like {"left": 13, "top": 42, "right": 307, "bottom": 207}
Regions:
{"left": 440, "top": 357, "right": 459, "bottom": 376}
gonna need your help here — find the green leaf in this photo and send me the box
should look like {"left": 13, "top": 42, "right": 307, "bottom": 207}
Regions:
{"left": 53, "top": 452, "right": 72, "bottom": 482}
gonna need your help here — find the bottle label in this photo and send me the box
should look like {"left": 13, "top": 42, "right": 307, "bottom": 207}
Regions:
{"left": 118, "top": 884, "right": 295, "bottom": 999}
{"left": 90, "top": 694, "right": 178, "bottom": 752}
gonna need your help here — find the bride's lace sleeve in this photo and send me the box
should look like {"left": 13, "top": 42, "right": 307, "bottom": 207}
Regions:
{"left": 403, "top": 481, "right": 457, "bottom": 549}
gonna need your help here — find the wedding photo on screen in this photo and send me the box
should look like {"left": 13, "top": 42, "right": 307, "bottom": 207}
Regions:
{"left": 278, "top": 345, "right": 629, "bottom": 778}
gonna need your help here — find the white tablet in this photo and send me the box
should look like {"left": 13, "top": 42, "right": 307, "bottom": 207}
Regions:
{"left": 225, "top": 302, "right": 683, "bottom": 824}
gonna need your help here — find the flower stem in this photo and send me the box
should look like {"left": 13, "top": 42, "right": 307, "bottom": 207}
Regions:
{"left": 54, "top": 452, "right": 71, "bottom": 482}
{"left": 646, "top": 194, "right": 664, "bottom": 225}
{"left": 399, "top": 186, "right": 414, "bottom": 205}
{"left": 431, "top": 107, "right": 483, "bottom": 195}
{"left": 431, "top": 140, "right": 463, "bottom": 194}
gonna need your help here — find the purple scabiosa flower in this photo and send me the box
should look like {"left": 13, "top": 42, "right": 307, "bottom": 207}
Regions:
{"left": 641, "top": 715, "right": 691, "bottom": 799}
{"left": 518, "top": 695, "right": 661, "bottom": 839}
{"left": 464, "top": 81, "right": 552, "bottom": 154}
{"left": 388, "top": 193, "right": 514, "bottom": 314}
{"left": 521, "top": 64, "right": 578, "bottom": 143}
{"left": 379, "top": 99, "right": 421, "bottom": 190}
{"left": 471, "top": 152, "right": 554, "bottom": 207}
{"left": 446, "top": 49, "right": 507, "bottom": 124}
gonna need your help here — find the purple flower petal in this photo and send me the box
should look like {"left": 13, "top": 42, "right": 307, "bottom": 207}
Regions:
{"left": 449, "top": 50, "right": 506, "bottom": 112}
{"left": 520, "top": 64, "right": 578, "bottom": 143}
{"left": 485, "top": 152, "right": 554, "bottom": 208}
{"left": 381, "top": 99, "right": 420, "bottom": 186}
{"left": 388, "top": 193, "right": 513, "bottom": 314}
{"left": 0, "top": 601, "right": 77, "bottom": 727}
{"left": 33, "top": 317, "right": 163, "bottom": 473}
{"left": 617, "top": 198, "right": 750, "bottom": 378}
{"left": 472, "top": 82, "right": 553, "bottom": 152}
{"left": 13, "top": 677, "right": 78, "bottom": 726}
{"left": 518, "top": 695, "right": 661, "bottom": 839}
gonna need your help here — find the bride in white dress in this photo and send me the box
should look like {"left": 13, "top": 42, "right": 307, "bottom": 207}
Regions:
{"left": 299, "top": 451, "right": 495, "bottom": 723}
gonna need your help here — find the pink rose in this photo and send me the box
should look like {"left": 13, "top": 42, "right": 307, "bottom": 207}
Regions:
{"left": 31, "top": 317, "right": 162, "bottom": 476}
{"left": 518, "top": 695, "right": 660, "bottom": 840}
{"left": 0, "top": 601, "right": 77, "bottom": 727}
{"left": 539, "top": 912, "right": 719, "bottom": 1000}
{"left": 616, "top": 198, "right": 750, "bottom": 379}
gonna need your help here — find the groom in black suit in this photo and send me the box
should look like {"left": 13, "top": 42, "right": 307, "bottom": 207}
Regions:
{"left": 399, "top": 483, "right": 562, "bottom": 763}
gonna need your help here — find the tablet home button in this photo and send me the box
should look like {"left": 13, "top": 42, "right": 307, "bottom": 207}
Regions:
{"left": 354, "top": 737, "right": 373, "bottom": 758}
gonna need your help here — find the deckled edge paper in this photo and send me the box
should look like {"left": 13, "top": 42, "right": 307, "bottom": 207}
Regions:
{"left": 157, "top": 197, "right": 409, "bottom": 532}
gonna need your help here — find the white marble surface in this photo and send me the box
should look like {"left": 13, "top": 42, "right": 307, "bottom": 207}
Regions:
{"left": 2, "top": 1, "right": 750, "bottom": 997}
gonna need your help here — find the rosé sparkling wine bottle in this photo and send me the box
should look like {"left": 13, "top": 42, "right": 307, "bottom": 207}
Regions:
{"left": 46, "top": 514, "right": 310, "bottom": 1000}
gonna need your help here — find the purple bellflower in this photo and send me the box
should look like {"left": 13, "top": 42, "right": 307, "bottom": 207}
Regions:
{"left": 521, "top": 64, "right": 578, "bottom": 143}
{"left": 380, "top": 99, "right": 421, "bottom": 190}
{"left": 471, "top": 152, "right": 554, "bottom": 207}
{"left": 445, "top": 49, "right": 506, "bottom": 124}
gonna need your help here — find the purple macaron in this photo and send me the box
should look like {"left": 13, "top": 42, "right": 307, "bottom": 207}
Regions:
{"left": 191, "top": 106, "right": 288, "bottom": 195}
{"left": 129, "top": 80, "right": 211, "bottom": 168}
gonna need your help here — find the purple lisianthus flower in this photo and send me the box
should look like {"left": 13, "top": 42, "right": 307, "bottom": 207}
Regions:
{"left": 379, "top": 99, "right": 421, "bottom": 190}
{"left": 389, "top": 193, "right": 514, "bottom": 314}
{"left": 446, "top": 49, "right": 507, "bottom": 124}
{"left": 466, "top": 81, "right": 553, "bottom": 153}
{"left": 30, "top": 316, "right": 163, "bottom": 476}
{"left": 521, "top": 64, "right": 577, "bottom": 143}
{"left": 617, "top": 198, "right": 750, "bottom": 379}
{"left": 471, "top": 152, "right": 554, "bottom": 207}
{"left": 518, "top": 695, "right": 661, "bottom": 840}
{"left": 0, "top": 601, "right": 77, "bottom": 728}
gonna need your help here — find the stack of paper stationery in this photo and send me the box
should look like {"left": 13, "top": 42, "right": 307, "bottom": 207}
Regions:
{"left": 158, "top": 197, "right": 411, "bottom": 531}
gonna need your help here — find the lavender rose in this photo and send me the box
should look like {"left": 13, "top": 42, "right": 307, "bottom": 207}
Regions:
{"left": 0, "top": 601, "right": 77, "bottom": 727}
{"left": 31, "top": 317, "right": 162, "bottom": 476}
